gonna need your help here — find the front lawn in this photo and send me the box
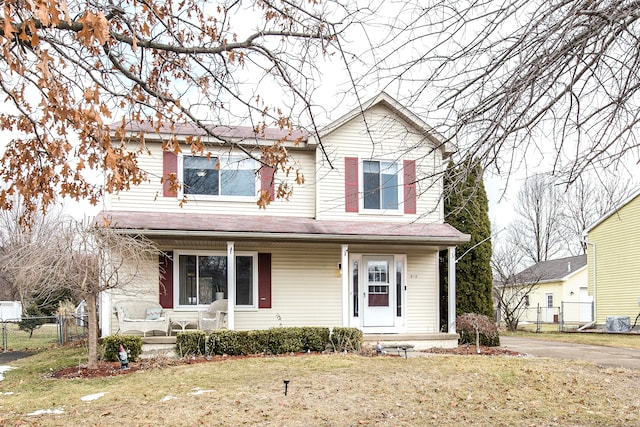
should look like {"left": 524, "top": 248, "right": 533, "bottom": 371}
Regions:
{"left": 0, "top": 346, "right": 638, "bottom": 426}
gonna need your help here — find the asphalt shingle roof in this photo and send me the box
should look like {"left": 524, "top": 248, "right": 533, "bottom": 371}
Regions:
{"left": 95, "top": 211, "right": 470, "bottom": 245}
{"left": 514, "top": 254, "right": 587, "bottom": 284}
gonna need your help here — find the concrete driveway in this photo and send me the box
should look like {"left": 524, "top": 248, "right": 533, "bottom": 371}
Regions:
{"left": 501, "top": 336, "right": 640, "bottom": 370}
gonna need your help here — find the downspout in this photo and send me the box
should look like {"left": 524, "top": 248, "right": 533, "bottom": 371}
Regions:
{"left": 584, "top": 238, "right": 597, "bottom": 324}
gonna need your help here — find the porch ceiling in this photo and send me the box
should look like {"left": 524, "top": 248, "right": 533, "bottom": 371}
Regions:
{"left": 97, "top": 210, "right": 470, "bottom": 248}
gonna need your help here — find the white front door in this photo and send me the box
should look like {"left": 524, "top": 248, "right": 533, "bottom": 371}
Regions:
{"left": 362, "top": 256, "right": 395, "bottom": 327}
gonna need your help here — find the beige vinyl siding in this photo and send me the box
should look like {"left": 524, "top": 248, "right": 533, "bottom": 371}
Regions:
{"left": 404, "top": 249, "right": 440, "bottom": 333}
{"left": 105, "top": 242, "right": 442, "bottom": 335}
{"left": 106, "top": 254, "right": 161, "bottom": 335}
{"left": 107, "top": 143, "right": 316, "bottom": 218}
{"left": 588, "top": 194, "right": 640, "bottom": 324}
{"left": 234, "top": 245, "right": 343, "bottom": 330}
{"left": 315, "top": 104, "right": 444, "bottom": 223}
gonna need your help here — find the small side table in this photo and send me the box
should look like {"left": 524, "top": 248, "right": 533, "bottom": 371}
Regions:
{"left": 170, "top": 319, "right": 197, "bottom": 334}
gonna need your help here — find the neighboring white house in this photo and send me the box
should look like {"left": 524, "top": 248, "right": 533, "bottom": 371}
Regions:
{"left": 0, "top": 301, "right": 22, "bottom": 321}
{"left": 509, "top": 255, "right": 590, "bottom": 325}
{"left": 97, "top": 92, "right": 470, "bottom": 348}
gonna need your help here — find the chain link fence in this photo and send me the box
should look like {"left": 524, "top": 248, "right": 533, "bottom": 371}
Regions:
{"left": 498, "top": 301, "right": 595, "bottom": 332}
{"left": 559, "top": 301, "right": 594, "bottom": 332}
{"left": 1, "top": 313, "right": 88, "bottom": 352}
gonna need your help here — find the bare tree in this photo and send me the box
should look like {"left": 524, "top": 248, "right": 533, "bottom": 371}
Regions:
{"left": 504, "top": 171, "right": 634, "bottom": 260}
{"left": 560, "top": 172, "right": 635, "bottom": 254}
{"left": 0, "top": 201, "right": 67, "bottom": 308}
{"left": 492, "top": 240, "right": 541, "bottom": 331}
{"left": 50, "top": 221, "right": 161, "bottom": 369}
{"left": 359, "top": 0, "right": 640, "bottom": 189}
{"left": 5, "top": 216, "right": 160, "bottom": 369}
{"left": 510, "top": 174, "right": 566, "bottom": 264}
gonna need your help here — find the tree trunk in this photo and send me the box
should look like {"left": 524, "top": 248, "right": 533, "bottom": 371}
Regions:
{"left": 85, "top": 294, "right": 98, "bottom": 369}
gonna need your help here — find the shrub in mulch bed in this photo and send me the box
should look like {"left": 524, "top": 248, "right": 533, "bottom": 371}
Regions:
{"left": 423, "top": 345, "right": 523, "bottom": 356}
{"left": 456, "top": 313, "right": 501, "bottom": 347}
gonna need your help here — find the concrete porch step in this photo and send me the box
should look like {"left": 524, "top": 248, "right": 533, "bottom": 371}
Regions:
{"left": 363, "top": 333, "right": 458, "bottom": 351}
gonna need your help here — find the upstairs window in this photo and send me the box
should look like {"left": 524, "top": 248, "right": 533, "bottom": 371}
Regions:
{"left": 183, "top": 156, "right": 257, "bottom": 197}
{"left": 363, "top": 160, "right": 399, "bottom": 210}
{"left": 344, "top": 157, "right": 416, "bottom": 214}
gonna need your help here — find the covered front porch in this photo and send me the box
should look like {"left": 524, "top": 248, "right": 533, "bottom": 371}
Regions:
{"left": 99, "top": 211, "right": 469, "bottom": 341}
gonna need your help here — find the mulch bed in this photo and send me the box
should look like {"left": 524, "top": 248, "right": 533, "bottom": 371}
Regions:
{"left": 422, "top": 344, "right": 523, "bottom": 357}
{"left": 50, "top": 345, "right": 524, "bottom": 380}
{"left": 50, "top": 353, "right": 301, "bottom": 379}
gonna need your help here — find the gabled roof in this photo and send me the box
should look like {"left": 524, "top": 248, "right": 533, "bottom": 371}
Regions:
{"left": 96, "top": 211, "right": 470, "bottom": 247}
{"left": 584, "top": 187, "right": 640, "bottom": 235}
{"left": 514, "top": 254, "right": 587, "bottom": 284}
{"left": 313, "top": 92, "right": 453, "bottom": 157}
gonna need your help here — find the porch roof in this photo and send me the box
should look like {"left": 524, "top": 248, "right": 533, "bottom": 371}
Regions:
{"left": 96, "top": 211, "right": 470, "bottom": 247}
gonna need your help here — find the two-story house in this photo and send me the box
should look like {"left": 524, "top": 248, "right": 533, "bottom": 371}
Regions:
{"left": 97, "top": 92, "right": 470, "bottom": 349}
{"left": 583, "top": 187, "right": 640, "bottom": 329}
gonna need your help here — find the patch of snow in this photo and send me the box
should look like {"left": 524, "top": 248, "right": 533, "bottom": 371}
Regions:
{"left": 160, "top": 395, "right": 177, "bottom": 402}
{"left": 27, "top": 408, "right": 64, "bottom": 416}
{"left": 189, "top": 389, "right": 215, "bottom": 396}
{"left": 81, "top": 392, "right": 106, "bottom": 402}
{"left": 0, "top": 366, "right": 14, "bottom": 381}
{"left": 0, "top": 392, "right": 14, "bottom": 395}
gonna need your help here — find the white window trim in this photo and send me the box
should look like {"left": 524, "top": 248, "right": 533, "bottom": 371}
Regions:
{"left": 172, "top": 249, "right": 259, "bottom": 311}
{"left": 359, "top": 158, "right": 405, "bottom": 215}
{"left": 177, "top": 153, "right": 259, "bottom": 202}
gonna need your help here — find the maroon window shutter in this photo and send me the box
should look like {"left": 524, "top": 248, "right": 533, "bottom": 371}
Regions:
{"left": 159, "top": 252, "right": 174, "bottom": 308}
{"left": 163, "top": 152, "right": 178, "bottom": 197}
{"left": 258, "top": 253, "right": 272, "bottom": 309}
{"left": 404, "top": 159, "right": 417, "bottom": 214}
{"left": 260, "top": 166, "right": 275, "bottom": 201}
{"left": 344, "top": 157, "right": 359, "bottom": 212}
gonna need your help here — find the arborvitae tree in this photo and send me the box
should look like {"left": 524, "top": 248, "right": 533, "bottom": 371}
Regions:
{"left": 443, "top": 159, "right": 494, "bottom": 318}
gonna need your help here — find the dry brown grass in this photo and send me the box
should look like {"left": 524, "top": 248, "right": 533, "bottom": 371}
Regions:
{"left": 1, "top": 351, "right": 640, "bottom": 426}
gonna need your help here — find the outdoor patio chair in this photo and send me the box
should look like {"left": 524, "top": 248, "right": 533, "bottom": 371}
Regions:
{"left": 198, "top": 299, "right": 228, "bottom": 332}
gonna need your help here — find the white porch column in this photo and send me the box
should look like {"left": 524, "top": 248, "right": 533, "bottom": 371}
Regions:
{"left": 99, "top": 291, "right": 111, "bottom": 338}
{"left": 227, "top": 241, "right": 235, "bottom": 330}
{"left": 448, "top": 246, "right": 456, "bottom": 333}
{"left": 341, "top": 244, "right": 349, "bottom": 326}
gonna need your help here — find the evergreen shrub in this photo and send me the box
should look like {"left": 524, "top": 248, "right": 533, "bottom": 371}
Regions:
{"left": 176, "top": 330, "right": 207, "bottom": 356}
{"left": 299, "top": 327, "right": 330, "bottom": 352}
{"left": 102, "top": 335, "right": 143, "bottom": 362}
